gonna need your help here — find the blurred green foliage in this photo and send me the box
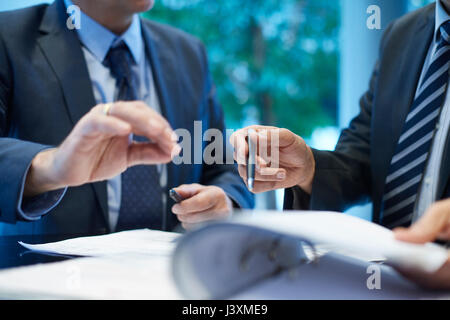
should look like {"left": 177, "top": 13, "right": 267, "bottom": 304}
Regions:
{"left": 143, "top": 0, "right": 339, "bottom": 136}
{"left": 143, "top": 0, "right": 432, "bottom": 135}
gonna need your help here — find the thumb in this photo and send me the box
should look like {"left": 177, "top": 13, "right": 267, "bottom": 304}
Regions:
{"left": 173, "top": 184, "right": 203, "bottom": 199}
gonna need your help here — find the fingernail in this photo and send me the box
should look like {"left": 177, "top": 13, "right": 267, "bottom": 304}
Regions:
{"left": 172, "top": 144, "right": 182, "bottom": 156}
{"left": 170, "top": 131, "right": 179, "bottom": 142}
{"left": 277, "top": 172, "right": 286, "bottom": 180}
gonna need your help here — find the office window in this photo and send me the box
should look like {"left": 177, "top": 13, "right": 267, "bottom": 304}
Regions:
{"left": 0, "top": 0, "right": 439, "bottom": 214}
{"left": 146, "top": 0, "right": 435, "bottom": 152}
{"left": 409, "top": 0, "right": 435, "bottom": 10}
{"left": 0, "top": 0, "right": 436, "bottom": 149}
{"left": 146, "top": 0, "right": 436, "bottom": 212}
{"left": 146, "top": 0, "right": 339, "bottom": 143}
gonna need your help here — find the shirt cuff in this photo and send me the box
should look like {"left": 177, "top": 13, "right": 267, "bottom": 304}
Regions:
{"left": 16, "top": 161, "right": 67, "bottom": 221}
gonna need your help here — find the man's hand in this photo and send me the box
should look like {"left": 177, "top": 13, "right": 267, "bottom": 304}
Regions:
{"left": 230, "top": 126, "right": 315, "bottom": 194}
{"left": 393, "top": 199, "right": 450, "bottom": 289}
{"left": 171, "top": 184, "right": 233, "bottom": 230}
{"left": 24, "top": 101, "right": 180, "bottom": 197}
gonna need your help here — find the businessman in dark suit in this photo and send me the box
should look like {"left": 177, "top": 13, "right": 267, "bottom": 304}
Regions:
{"left": 0, "top": 0, "right": 253, "bottom": 235}
{"left": 231, "top": 1, "right": 450, "bottom": 288}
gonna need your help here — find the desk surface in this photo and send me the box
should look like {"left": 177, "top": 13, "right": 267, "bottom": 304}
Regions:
{"left": 0, "top": 234, "right": 84, "bottom": 270}
{"left": 0, "top": 233, "right": 182, "bottom": 300}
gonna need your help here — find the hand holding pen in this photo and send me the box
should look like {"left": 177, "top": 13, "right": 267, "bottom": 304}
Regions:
{"left": 230, "top": 126, "right": 316, "bottom": 194}
{"left": 170, "top": 184, "right": 234, "bottom": 230}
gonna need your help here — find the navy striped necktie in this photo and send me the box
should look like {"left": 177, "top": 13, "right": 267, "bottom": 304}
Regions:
{"left": 381, "top": 23, "right": 450, "bottom": 229}
{"left": 104, "top": 41, "right": 163, "bottom": 232}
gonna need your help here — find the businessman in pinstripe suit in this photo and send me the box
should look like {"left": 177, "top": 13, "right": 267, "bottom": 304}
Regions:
{"left": 231, "top": 1, "right": 450, "bottom": 288}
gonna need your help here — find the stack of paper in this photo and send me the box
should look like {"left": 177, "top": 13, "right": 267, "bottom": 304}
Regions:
{"left": 0, "top": 229, "right": 182, "bottom": 299}
{"left": 18, "top": 229, "right": 180, "bottom": 257}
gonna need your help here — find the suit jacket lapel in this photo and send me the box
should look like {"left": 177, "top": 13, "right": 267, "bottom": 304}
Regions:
{"left": 391, "top": 15, "right": 435, "bottom": 149}
{"left": 37, "top": 0, "right": 109, "bottom": 228}
{"left": 392, "top": 7, "right": 449, "bottom": 201}
{"left": 372, "top": 7, "right": 435, "bottom": 221}
{"left": 38, "top": 0, "right": 97, "bottom": 126}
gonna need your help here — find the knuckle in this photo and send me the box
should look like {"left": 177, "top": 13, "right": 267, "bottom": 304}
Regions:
{"left": 179, "top": 214, "right": 190, "bottom": 222}
{"left": 214, "top": 186, "right": 226, "bottom": 198}
{"left": 82, "top": 117, "right": 100, "bottom": 133}
{"left": 280, "top": 128, "right": 292, "bottom": 135}
{"left": 134, "top": 101, "right": 146, "bottom": 110}
{"left": 201, "top": 193, "right": 215, "bottom": 208}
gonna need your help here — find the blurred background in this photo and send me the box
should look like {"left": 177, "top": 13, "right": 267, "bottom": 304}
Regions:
{"left": 0, "top": 0, "right": 435, "bottom": 220}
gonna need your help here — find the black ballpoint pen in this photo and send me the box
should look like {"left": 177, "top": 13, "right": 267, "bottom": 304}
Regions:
{"left": 169, "top": 189, "right": 185, "bottom": 203}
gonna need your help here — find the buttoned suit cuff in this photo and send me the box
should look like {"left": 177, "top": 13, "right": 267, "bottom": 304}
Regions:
{"left": 17, "top": 161, "right": 67, "bottom": 221}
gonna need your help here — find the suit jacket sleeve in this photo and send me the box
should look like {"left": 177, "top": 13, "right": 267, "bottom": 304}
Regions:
{"left": 0, "top": 31, "right": 65, "bottom": 224}
{"left": 284, "top": 23, "right": 395, "bottom": 212}
{"left": 197, "top": 43, "right": 254, "bottom": 209}
{"left": 284, "top": 73, "right": 376, "bottom": 211}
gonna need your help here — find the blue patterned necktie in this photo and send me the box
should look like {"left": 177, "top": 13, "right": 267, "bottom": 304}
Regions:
{"left": 104, "top": 41, "right": 163, "bottom": 231}
{"left": 381, "top": 23, "right": 450, "bottom": 229}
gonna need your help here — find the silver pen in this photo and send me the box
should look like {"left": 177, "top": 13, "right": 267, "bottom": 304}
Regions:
{"left": 247, "top": 129, "right": 257, "bottom": 191}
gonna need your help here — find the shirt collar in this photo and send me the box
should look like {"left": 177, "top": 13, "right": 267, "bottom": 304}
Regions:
{"left": 435, "top": 0, "right": 450, "bottom": 41}
{"left": 64, "top": 0, "right": 143, "bottom": 64}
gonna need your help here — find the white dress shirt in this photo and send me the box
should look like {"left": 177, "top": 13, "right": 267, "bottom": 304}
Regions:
{"left": 66, "top": 0, "right": 167, "bottom": 231}
{"left": 414, "top": 0, "right": 450, "bottom": 221}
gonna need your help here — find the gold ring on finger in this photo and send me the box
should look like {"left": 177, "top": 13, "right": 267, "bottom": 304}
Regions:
{"left": 102, "top": 103, "right": 113, "bottom": 116}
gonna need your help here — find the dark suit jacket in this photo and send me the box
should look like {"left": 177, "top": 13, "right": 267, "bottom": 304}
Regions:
{"left": 0, "top": 0, "right": 253, "bottom": 235}
{"left": 285, "top": 3, "right": 450, "bottom": 224}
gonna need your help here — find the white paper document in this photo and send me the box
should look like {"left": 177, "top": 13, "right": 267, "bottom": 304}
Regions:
{"left": 19, "top": 229, "right": 180, "bottom": 257}
{"left": 2, "top": 211, "right": 448, "bottom": 300}
{"left": 0, "top": 229, "right": 183, "bottom": 299}
{"left": 233, "top": 211, "right": 449, "bottom": 273}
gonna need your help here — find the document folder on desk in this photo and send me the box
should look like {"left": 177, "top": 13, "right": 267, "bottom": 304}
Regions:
{"left": 172, "top": 211, "right": 449, "bottom": 300}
